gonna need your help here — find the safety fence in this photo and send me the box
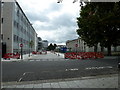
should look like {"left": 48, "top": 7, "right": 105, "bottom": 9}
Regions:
{"left": 3, "top": 53, "right": 20, "bottom": 59}
{"left": 64, "top": 52, "right": 104, "bottom": 59}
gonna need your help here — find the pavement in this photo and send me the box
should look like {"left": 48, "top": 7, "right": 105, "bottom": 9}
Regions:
{"left": 1, "top": 74, "right": 118, "bottom": 88}
{"left": 1, "top": 51, "right": 65, "bottom": 62}
{"left": 1, "top": 51, "right": 118, "bottom": 62}
{"left": 1, "top": 51, "right": 119, "bottom": 89}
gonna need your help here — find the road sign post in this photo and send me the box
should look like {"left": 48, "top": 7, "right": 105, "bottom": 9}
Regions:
{"left": 20, "top": 44, "right": 23, "bottom": 59}
{"left": 75, "top": 44, "right": 78, "bottom": 58}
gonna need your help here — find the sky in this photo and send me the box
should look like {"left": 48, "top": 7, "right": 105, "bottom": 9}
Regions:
{"left": 17, "top": 0, "right": 81, "bottom": 45}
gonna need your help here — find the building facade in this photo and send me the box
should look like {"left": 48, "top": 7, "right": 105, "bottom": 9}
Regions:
{"left": 42, "top": 40, "right": 48, "bottom": 50}
{"left": 66, "top": 37, "right": 120, "bottom": 53}
{"left": 37, "top": 37, "right": 43, "bottom": 51}
{"left": 1, "top": 1, "right": 37, "bottom": 56}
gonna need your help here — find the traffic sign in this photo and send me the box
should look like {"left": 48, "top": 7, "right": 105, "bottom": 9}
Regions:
{"left": 20, "top": 43, "right": 23, "bottom": 47}
{"left": 75, "top": 44, "right": 78, "bottom": 47}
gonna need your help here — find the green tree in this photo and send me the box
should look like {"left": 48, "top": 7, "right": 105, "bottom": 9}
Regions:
{"left": 47, "top": 43, "right": 57, "bottom": 51}
{"left": 77, "top": 2, "right": 120, "bottom": 55}
{"left": 29, "top": 40, "right": 34, "bottom": 51}
{"left": 53, "top": 44, "right": 57, "bottom": 50}
{"left": 47, "top": 43, "right": 54, "bottom": 51}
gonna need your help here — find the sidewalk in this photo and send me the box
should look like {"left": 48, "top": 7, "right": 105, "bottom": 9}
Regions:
{"left": 1, "top": 51, "right": 65, "bottom": 62}
{"left": 2, "top": 74, "right": 118, "bottom": 88}
{"left": 1, "top": 51, "right": 119, "bottom": 62}
{"left": 1, "top": 53, "right": 32, "bottom": 62}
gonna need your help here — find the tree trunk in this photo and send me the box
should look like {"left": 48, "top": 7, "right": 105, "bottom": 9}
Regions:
{"left": 94, "top": 44, "right": 98, "bottom": 52}
{"left": 107, "top": 45, "right": 111, "bottom": 56}
{"left": 114, "top": 46, "right": 117, "bottom": 52}
{"left": 101, "top": 46, "right": 104, "bottom": 52}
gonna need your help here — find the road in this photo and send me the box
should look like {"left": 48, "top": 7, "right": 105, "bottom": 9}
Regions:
{"left": 2, "top": 52, "right": 118, "bottom": 82}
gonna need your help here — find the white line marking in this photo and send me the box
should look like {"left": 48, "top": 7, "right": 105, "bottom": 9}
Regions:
{"left": 23, "top": 73, "right": 26, "bottom": 76}
{"left": 85, "top": 66, "right": 113, "bottom": 70}
{"left": 18, "top": 78, "right": 22, "bottom": 82}
{"left": 66, "top": 68, "right": 79, "bottom": 71}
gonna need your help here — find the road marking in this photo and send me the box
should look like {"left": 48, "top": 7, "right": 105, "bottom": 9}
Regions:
{"left": 18, "top": 78, "right": 22, "bottom": 82}
{"left": 85, "top": 66, "right": 113, "bottom": 70}
{"left": 66, "top": 68, "right": 79, "bottom": 71}
{"left": 30, "top": 60, "right": 34, "bottom": 61}
{"left": 23, "top": 73, "right": 26, "bottom": 76}
{"left": 18, "top": 72, "right": 34, "bottom": 82}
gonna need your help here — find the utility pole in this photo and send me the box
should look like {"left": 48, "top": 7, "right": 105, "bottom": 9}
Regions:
{"left": 0, "top": 0, "right": 2, "bottom": 86}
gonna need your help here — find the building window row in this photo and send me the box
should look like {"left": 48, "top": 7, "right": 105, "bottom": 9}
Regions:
{"left": 14, "top": 21, "right": 32, "bottom": 38}
{"left": 14, "top": 34, "right": 29, "bottom": 44}
{"left": 16, "top": 10, "right": 30, "bottom": 28}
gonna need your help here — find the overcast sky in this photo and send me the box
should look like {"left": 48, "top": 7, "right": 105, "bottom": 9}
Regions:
{"left": 17, "top": 0, "right": 81, "bottom": 45}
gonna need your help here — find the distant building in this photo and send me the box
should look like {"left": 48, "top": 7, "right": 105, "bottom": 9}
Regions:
{"left": 42, "top": 40, "right": 48, "bottom": 50}
{"left": 37, "top": 37, "right": 43, "bottom": 51}
{"left": 1, "top": 1, "right": 37, "bottom": 56}
{"left": 66, "top": 37, "right": 120, "bottom": 53}
{"left": 55, "top": 45, "right": 67, "bottom": 52}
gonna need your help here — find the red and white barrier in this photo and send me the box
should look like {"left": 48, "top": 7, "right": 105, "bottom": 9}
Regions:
{"left": 64, "top": 52, "right": 104, "bottom": 59}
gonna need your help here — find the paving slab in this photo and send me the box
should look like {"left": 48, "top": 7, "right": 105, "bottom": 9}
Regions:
{"left": 66, "top": 81, "right": 79, "bottom": 88}
{"left": 51, "top": 82, "right": 60, "bottom": 88}
{"left": 2, "top": 74, "right": 118, "bottom": 88}
{"left": 42, "top": 83, "right": 51, "bottom": 88}
{"left": 58, "top": 82, "right": 70, "bottom": 88}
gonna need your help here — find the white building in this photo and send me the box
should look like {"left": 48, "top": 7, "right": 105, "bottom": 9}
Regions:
{"left": 66, "top": 37, "right": 120, "bottom": 53}
{"left": 42, "top": 40, "right": 48, "bottom": 50}
{"left": 37, "top": 37, "right": 43, "bottom": 51}
{"left": 1, "top": 1, "right": 37, "bottom": 56}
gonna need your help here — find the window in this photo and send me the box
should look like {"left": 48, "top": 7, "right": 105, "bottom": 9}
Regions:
{"left": 14, "top": 20, "right": 17, "bottom": 27}
{"left": 16, "top": 36, "right": 19, "bottom": 42}
{"left": 2, "top": 18, "right": 3, "bottom": 24}
{"left": 19, "top": 37, "right": 21, "bottom": 42}
{"left": 21, "top": 16, "right": 23, "bottom": 21}
{"left": 17, "top": 10, "right": 19, "bottom": 17}
{"left": 17, "top": 22, "right": 19, "bottom": 29}
{"left": 20, "top": 26, "right": 23, "bottom": 32}
{"left": 1, "top": 34, "right": 3, "bottom": 40}
{"left": 14, "top": 35, "right": 16, "bottom": 42}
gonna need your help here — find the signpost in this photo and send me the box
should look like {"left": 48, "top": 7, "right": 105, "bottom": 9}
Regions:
{"left": 75, "top": 44, "right": 78, "bottom": 47}
{"left": 75, "top": 44, "right": 78, "bottom": 58}
{"left": 20, "top": 43, "right": 23, "bottom": 59}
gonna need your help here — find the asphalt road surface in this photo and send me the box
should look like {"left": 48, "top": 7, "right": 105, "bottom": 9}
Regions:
{"left": 2, "top": 57, "right": 118, "bottom": 82}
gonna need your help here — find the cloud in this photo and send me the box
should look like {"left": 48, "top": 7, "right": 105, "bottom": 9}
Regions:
{"left": 17, "top": 0, "right": 80, "bottom": 45}
{"left": 52, "top": 13, "right": 77, "bottom": 27}
{"left": 32, "top": 13, "right": 77, "bottom": 31}
{"left": 36, "top": 27, "right": 79, "bottom": 45}
{"left": 26, "top": 12, "right": 50, "bottom": 23}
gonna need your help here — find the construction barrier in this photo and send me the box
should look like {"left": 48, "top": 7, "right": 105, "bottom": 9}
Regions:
{"left": 64, "top": 52, "right": 104, "bottom": 59}
{"left": 3, "top": 53, "right": 20, "bottom": 59}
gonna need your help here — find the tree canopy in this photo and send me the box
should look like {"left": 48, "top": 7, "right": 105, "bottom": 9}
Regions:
{"left": 77, "top": 2, "right": 120, "bottom": 55}
{"left": 47, "top": 43, "right": 57, "bottom": 51}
